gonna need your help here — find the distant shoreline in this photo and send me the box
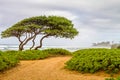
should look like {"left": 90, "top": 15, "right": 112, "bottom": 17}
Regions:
{"left": 0, "top": 44, "right": 111, "bottom": 51}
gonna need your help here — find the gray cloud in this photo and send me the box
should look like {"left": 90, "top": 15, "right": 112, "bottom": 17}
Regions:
{"left": 1, "top": 0, "right": 120, "bottom": 46}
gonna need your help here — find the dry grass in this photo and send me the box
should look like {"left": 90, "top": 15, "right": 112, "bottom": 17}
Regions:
{"left": 0, "top": 56, "right": 116, "bottom": 80}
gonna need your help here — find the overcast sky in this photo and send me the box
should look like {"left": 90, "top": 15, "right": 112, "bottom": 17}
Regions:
{"left": 0, "top": 0, "right": 120, "bottom": 47}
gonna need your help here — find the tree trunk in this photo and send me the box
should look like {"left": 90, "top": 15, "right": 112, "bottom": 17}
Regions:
{"left": 18, "top": 38, "right": 24, "bottom": 51}
{"left": 19, "top": 45, "right": 24, "bottom": 51}
{"left": 18, "top": 34, "right": 27, "bottom": 51}
{"left": 30, "top": 36, "right": 36, "bottom": 50}
{"left": 17, "top": 32, "right": 40, "bottom": 51}
{"left": 19, "top": 34, "right": 38, "bottom": 51}
{"left": 34, "top": 34, "right": 50, "bottom": 50}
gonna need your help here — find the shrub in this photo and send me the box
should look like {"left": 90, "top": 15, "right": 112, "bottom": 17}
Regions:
{"left": 0, "top": 50, "right": 19, "bottom": 71}
{"left": 105, "top": 77, "right": 115, "bottom": 80}
{"left": 0, "top": 48, "right": 71, "bottom": 71}
{"left": 117, "top": 46, "right": 120, "bottom": 49}
{"left": 42, "top": 48, "right": 72, "bottom": 56}
{"left": 105, "top": 76, "right": 120, "bottom": 80}
{"left": 17, "top": 50, "right": 49, "bottom": 60}
{"left": 66, "top": 48, "right": 120, "bottom": 74}
{"left": 4, "top": 50, "right": 18, "bottom": 53}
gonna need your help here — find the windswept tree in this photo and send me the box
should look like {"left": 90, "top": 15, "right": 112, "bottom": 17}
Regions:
{"left": 1, "top": 16, "right": 79, "bottom": 51}
{"left": 34, "top": 16, "right": 79, "bottom": 50}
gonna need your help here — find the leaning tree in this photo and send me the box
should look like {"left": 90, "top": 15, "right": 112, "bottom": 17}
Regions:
{"left": 1, "top": 16, "right": 79, "bottom": 51}
{"left": 34, "top": 16, "right": 79, "bottom": 50}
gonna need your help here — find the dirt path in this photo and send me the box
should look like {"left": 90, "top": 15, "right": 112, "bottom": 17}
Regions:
{"left": 0, "top": 56, "right": 111, "bottom": 80}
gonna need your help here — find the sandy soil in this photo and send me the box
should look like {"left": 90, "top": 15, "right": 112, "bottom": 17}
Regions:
{"left": 0, "top": 56, "right": 113, "bottom": 80}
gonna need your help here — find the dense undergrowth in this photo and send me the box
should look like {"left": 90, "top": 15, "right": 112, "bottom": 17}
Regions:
{"left": 105, "top": 76, "right": 120, "bottom": 80}
{"left": 2, "top": 47, "right": 120, "bottom": 77}
{"left": 0, "top": 48, "right": 71, "bottom": 71}
{"left": 0, "top": 50, "right": 19, "bottom": 71}
{"left": 17, "top": 50, "right": 49, "bottom": 60}
{"left": 66, "top": 48, "right": 120, "bottom": 74}
{"left": 42, "top": 48, "right": 72, "bottom": 56}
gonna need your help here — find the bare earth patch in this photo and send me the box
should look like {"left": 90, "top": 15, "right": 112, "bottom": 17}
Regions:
{"left": 0, "top": 56, "right": 113, "bottom": 80}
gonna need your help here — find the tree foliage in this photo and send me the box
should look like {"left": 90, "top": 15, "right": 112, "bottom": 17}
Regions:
{"left": 1, "top": 16, "right": 79, "bottom": 50}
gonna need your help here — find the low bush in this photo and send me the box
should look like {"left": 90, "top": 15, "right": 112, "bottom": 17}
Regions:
{"left": 105, "top": 76, "right": 120, "bottom": 80}
{"left": 0, "top": 50, "right": 19, "bottom": 71}
{"left": 17, "top": 50, "right": 49, "bottom": 60}
{"left": 0, "top": 48, "right": 71, "bottom": 71}
{"left": 66, "top": 48, "right": 120, "bottom": 74}
{"left": 42, "top": 48, "right": 72, "bottom": 56}
{"left": 105, "top": 77, "right": 115, "bottom": 80}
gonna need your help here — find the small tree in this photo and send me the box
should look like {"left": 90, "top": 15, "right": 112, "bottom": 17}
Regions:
{"left": 1, "top": 16, "right": 79, "bottom": 50}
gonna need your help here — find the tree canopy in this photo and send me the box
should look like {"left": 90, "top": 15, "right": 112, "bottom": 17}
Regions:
{"left": 1, "top": 15, "right": 79, "bottom": 50}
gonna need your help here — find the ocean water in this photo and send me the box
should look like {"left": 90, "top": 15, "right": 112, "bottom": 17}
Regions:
{"left": 0, "top": 44, "right": 111, "bottom": 52}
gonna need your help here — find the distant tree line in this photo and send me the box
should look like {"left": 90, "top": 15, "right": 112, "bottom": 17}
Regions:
{"left": 93, "top": 41, "right": 111, "bottom": 46}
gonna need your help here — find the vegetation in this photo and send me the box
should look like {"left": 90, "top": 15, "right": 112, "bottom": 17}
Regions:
{"left": 111, "top": 44, "right": 120, "bottom": 49}
{"left": 17, "top": 50, "right": 49, "bottom": 60}
{"left": 15, "top": 48, "right": 71, "bottom": 60}
{"left": 0, "top": 48, "right": 72, "bottom": 71}
{"left": 66, "top": 48, "right": 120, "bottom": 74}
{"left": 0, "top": 50, "right": 19, "bottom": 71}
{"left": 42, "top": 48, "right": 72, "bottom": 56}
{"left": 1, "top": 16, "right": 78, "bottom": 51}
{"left": 105, "top": 76, "right": 120, "bottom": 80}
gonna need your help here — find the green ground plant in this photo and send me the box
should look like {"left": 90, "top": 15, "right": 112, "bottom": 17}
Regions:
{"left": 0, "top": 48, "right": 71, "bottom": 71}
{"left": 105, "top": 76, "right": 120, "bottom": 80}
{"left": 17, "top": 50, "right": 49, "bottom": 60}
{"left": 66, "top": 48, "right": 120, "bottom": 74}
{"left": 0, "top": 50, "right": 19, "bottom": 71}
{"left": 42, "top": 48, "right": 72, "bottom": 56}
{"left": 17, "top": 48, "right": 71, "bottom": 60}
